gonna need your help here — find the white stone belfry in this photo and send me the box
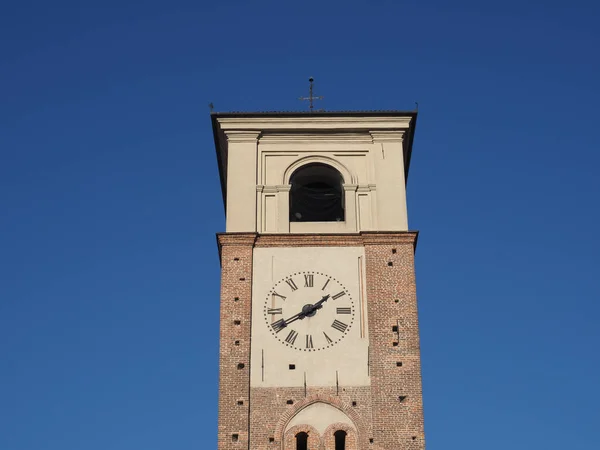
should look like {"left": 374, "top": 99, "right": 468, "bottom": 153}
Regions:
{"left": 211, "top": 112, "right": 417, "bottom": 234}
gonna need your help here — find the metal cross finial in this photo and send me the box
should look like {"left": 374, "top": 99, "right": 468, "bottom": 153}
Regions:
{"left": 298, "top": 77, "right": 323, "bottom": 112}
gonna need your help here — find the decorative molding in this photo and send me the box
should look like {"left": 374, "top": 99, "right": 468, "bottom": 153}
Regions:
{"left": 253, "top": 232, "right": 418, "bottom": 248}
{"left": 215, "top": 232, "right": 419, "bottom": 262}
{"left": 259, "top": 133, "right": 374, "bottom": 144}
{"left": 360, "top": 231, "right": 418, "bottom": 246}
{"left": 356, "top": 184, "right": 376, "bottom": 193}
{"left": 217, "top": 116, "right": 413, "bottom": 132}
{"left": 261, "top": 186, "right": 278, "bottom": 194}
{"left": 257, "top": 184, "right": 291, "bottom": 194}
{"left": 216, "top": 232, "right": 258, "bottom": 247}
{"left": 369, "top": 130, "right": 405, "bottom": 143}
{"left": 224, "top": 130, "right": 262, "bottom": 143}
{"left": 282, "top": 155, "right": 355, "bottom": 184}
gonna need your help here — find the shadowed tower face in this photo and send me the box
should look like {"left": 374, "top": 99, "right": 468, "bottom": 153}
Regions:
{"left": 212, "top": 110, "right": 425, "bottom": 449}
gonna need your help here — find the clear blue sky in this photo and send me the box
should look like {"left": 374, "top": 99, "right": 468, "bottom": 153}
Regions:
{"left": 1, "top": 1, "right": 599, "bottom": 449}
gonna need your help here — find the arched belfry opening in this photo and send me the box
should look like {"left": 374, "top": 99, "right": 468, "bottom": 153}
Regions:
{"left": 289, "top": 163, "right": 344, "bottom": 222}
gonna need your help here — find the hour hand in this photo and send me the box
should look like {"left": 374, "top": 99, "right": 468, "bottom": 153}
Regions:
{"left": 311, "top": 294, "right": 330, "bottom": 311}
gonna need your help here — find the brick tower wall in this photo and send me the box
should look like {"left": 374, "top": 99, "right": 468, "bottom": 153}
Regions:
{"left": 363, "top": 234, "right": 425, "bottom": 450}
{"left": 217, "top": 234, "right": 256, "bottom": 450}
{"left": 216, "top": 233, "right": 424, "bottom": 450}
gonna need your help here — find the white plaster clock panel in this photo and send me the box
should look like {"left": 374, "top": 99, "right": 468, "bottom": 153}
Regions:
{"left": 250, "top": 246, "right": 370, "bottom": 388}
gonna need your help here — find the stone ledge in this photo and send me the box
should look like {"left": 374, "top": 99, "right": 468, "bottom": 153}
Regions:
{"left": 255, "top": 231, "right": 418, "bottom": 249}
{"left": 215, "top": 231, "right": 419, "bottom": 261}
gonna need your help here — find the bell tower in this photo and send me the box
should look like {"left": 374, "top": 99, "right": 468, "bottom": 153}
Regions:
{"left": 211, "top": 110, "right": 424, "bottom": 450}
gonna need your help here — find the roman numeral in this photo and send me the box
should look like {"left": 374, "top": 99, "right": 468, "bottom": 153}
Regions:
{"left": 323, "top": 332, "right": 333, "bottom": 344}
{"left": 304, "top": 274, "right": 314, "bottom": 287}
{"left": 285, "top": 278, "right": 298, "bottom": 291}
{"left": 331, "top": 320, "right": 348, "bottom": 333}
{"left": 271, "top": 319, "right": 286, "bottom": 333}
{"left": 267, "top": 308, "right": 282, "bottom": 315}
{"left": 321, "top": 278, "right": 330, "bottom": 291}
{"left": 285, "top": 330, "right": 298, "bottom": 345}
{"left": 306, "top": 334, "right": 313, "bottom": 349}
{"left": 272, "top": 291, "right": 287, "bottom": 301}
{"left": 336, "top": 307, "right": 351, "bottom": 314}
{"left": 332, "top": 291, "right": 346, "bottom": 300}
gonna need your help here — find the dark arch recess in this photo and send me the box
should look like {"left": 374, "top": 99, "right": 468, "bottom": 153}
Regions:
{"left": 295, "top": 431, "right": 308, "bottom": 450}
{"left": 334, "top": 429, "right": 347, "bottom": 450}
{"left": 289, "top": 163, "right": 344, "bottom": 222}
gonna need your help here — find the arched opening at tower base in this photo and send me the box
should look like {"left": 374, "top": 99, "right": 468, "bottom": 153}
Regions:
{"left": 282, "top": 401, "right": 359, "bottom": 450}
{"left": 334, "top": 429, "right": 347, "bottom": 450}
{"left": 295, "top": 431, "right": 308, "bottom": 450}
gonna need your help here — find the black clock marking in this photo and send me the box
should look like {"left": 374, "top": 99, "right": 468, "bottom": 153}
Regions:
{"left": 272, "top": 319, "right": 286, "bottom": 333}
{"left": 304, "top": 274, "right": 314, "bottom": 287}
{"left": 272, "top": 291, "right": 287, "bottom": 301}
{"left": 331, "top": 320, "right": 348, "bottom": 333}
{"left": 285, "top": 278, "right": 298, "bottom": 291}
{"left": 285, "top": 330, "right": 299, "bottom": 345}
{"left": 332, "top": 291, "right": 346, "bottom": 300}
{"left": 306, "top": 334, "right": 314, "bottom": 349}
{"left": 264, "top": 271, "right": 354, "bottom": 351}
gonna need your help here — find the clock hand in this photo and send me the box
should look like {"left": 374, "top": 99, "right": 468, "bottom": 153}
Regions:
{"left": 283, "top": 311, "right": 305, "bottom": 325}
{"left": 276, "top": 310, "right": 306, "bottom": 330}
{"left": 306, "top": 294, "right": 330, "bottom": 314}
{"left": 299, "top": 294, "right": 331, "bottom": 318}
{"left": 274, "top": 294, "right": 331, "bottom": 331}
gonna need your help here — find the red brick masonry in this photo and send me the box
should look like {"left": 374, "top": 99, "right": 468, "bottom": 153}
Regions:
{"left": 216, "top": 232, "right": 425, "bottom": 450}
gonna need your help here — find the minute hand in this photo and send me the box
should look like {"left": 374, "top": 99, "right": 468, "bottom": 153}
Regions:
{"left": 281, "top": 311, "right": 305, "bottom": 327}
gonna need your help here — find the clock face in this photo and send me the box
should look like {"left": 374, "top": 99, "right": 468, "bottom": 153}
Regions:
{"left": 263, "top": 271, "right": 355, "bottom": 351}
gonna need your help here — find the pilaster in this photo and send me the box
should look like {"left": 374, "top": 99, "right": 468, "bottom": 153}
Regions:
{"left": 224, "top": 131, "right": 261, "bottom": 232}
{"left": 370, "top": 131, "right": 408, "bottom": 230}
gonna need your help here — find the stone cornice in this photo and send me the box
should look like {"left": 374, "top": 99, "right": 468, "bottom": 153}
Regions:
{"left": 216, "top": 232, "right": 258, "bottom": 247}
{"left": 360, "top": 231, "right": 418, "bottom": 246}
{"left": 215, "top": 232, "right": 419, "bottom": 260}
{"left": 258, "top": 133, "right": 374, "bottom": 144}
{"left": 215, "top": 232, "right": 258, "bottom": 265}
{"left": 224, "top": 130, "right": 261, "bottom": 143}
{"left": 254, "top": 231, "right": 418, "bottom": 248}
{"left": 369, "top": 130, "right": 405, "bottom": 142}
{"left": 217, "top": 116, "right": 413, "bottom": 132}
